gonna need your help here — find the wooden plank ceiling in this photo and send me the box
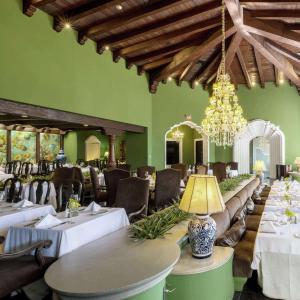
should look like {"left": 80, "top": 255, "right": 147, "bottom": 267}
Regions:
{"left": 23, "top": 0, "right": 300, "bottom": 94}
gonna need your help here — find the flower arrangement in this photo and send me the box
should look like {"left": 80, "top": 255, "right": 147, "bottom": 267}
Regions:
{"left": 68, "top": 197, "right": 81, "bottom": 210}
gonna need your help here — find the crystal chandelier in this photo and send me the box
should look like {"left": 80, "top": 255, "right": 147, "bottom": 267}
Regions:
{"left": 172, "top": 128, "right": 184, "bottom": 139}
{"left": 201, "top": 0, "right": 247, "bottom": 147}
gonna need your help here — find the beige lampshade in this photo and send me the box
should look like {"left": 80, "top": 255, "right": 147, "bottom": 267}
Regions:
{"left": 179, "top": 175, "right": 225, "bottom": 215}
{"left": 294, "top": 157, "right": 300, "bottom": 165}
{"left": 253, "top": 160, "right": 266, "bottom": 172}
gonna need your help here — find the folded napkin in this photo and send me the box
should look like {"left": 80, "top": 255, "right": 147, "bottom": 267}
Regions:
{"left": 262, "top": 212, "right": 277, "bottom": 221}
{"left": 84, "top": 201, "right": 101, "bottom": 212}
{"left": 260, "top": 222, "right": 278, "bottom": 234}
{"left": 34, "top": 214, "right": 62, "bottom": 229}
{"left": 12, "top": 199, "right": 33, "bottom": 208}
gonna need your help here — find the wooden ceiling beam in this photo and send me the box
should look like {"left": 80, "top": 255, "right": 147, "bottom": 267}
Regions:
{"left": 237, "top": 48, "right": 252, "bottom": 88}
{"left": 254, "top": 47, "right": 265, "bottom": 87}
{"left": 225, "top": 33, "right": 242, "bottom": 70}
{"left": 287, "top": 24, "right": 300, "bottom": 31}
{"left": 151, "top": 23, "right": 236, "bottom": 83}
{"left": 80, "top": 1, "right": 221, "bottom": 44}
{"left": 23, "top": 0, "right": 56, "bottom": 17}
{"left": 117, "top": 18, "right": 221, "bottom": 56}
{"left": 143, "top": 57, "right": 173, "bottom": 71}
{"left": 243, "top": 33, "right": 300, "bottom": 86}
{"left": 250, "top": 10, "right": 300, "bottom": 19}
{"left": 243, "top": 11, "right": 300, "bottom": 49}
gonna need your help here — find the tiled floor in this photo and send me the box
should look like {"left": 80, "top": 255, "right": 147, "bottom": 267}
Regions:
{"left": 233, "top": 272, "right": 278, "bottom": 300}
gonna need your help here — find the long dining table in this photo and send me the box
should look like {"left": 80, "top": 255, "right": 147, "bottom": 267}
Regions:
{"left": 252, "top": 180, "right": 300, "bottom": 300}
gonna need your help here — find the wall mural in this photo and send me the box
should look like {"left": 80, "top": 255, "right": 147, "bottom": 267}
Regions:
{"left": 11, "top": 131, "right": 36, "bottom": 162}
{"left": 0, "top": 130, "right": 7, "bottom": 164}
{"left": 40, "top": 133, "right": 60, "bottom": 161}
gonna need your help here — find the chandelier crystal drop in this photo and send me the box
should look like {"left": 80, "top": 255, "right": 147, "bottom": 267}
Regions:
{"left": 201, "top": 0, "right": 247, "bottom": 147}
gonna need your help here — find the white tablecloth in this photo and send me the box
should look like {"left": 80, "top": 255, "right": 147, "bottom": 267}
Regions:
{"left": 21, "top": 182, "right": 57, "bottom": 209}
{"left": 0, "top": 173, "right": 14, "bottom": 182}
{"left": 0, "top": 202, "right": 56, "bottom": 235}
{"left": 4, "top": 207, "right": 129, "bottom": 257}
{"left": 252, "top": 180, "right": 300, "bottom": 300}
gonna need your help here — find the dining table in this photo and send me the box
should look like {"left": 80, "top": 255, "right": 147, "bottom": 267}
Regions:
{"left": 4, "top": 207, "right": 129, "bottom": 257}
{"left": 0, "top": 201, "right": 56, "bottom": 235}
{"left": 252, "top": 180, "right": 300, "bottom": 300}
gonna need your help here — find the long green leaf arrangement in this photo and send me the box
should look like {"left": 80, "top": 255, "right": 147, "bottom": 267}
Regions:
{"left": 130, "top": 174, "right": 252, "bottom": 240}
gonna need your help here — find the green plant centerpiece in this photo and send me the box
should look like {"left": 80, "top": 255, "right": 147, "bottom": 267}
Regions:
{"left": 67, "top": 197, "right": 81, "bottom": 217}
{"left": 285, "top": 208, "right": 296, "bottom": 224}
{"left": 130, "top": 203, "right": 190, "bottom": 240}
{"left": 284, "top": 192, "right": 292, "bottom": 206}
{"left": 219, "top": 174, "right": 252, "bottom": 195}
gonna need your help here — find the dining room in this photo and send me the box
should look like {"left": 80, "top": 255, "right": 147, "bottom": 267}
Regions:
{"left": 1, "top": 0, "right": 300, "bottom": 300}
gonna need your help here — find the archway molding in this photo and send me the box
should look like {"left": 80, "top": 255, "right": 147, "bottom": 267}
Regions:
{"left": 233, "top": 119, "right": 285, "bottom": 178}
{"left": 85, "top": 135, "right": 101, "bottom": 161}
{"left": 164, "top": 121, "right": 209, "bottom": 167}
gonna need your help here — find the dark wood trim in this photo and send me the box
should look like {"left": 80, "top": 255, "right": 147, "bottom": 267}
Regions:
{"left": 36, "top": 133, "right": 40, "bottom": 162}
{"left": 60, "top": 135, "right": 64, "bottom": 150}
{"left": 6, "top": 130, "right": 11, "bottom": 162}
{"left": 0, "top": 98, "right": 145, "bottom": 134}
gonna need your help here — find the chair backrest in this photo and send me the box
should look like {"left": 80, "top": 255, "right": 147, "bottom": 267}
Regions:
{"left": 37, "top": 160, "right": 50, "bottom": 175}
{"left": 73, "top": 167, "right": 84, "bottom": 184}
{"left": 99, "top": 159, "right": 107, "bottom": 170}
{"left": 3, "top": 178, "right": 23, "bottom": 203}
{"left": 87, "top": 160, "right": 98, "bottom": 168}
{"left": 90, "top": 167, "right": 100, "bottom": 197}
{"left": 5, "top": 162, "right": 14, "bottom": 174}
{"left": 137, "top": 166, "right": 156, "bottom": 178}
{"left": 29, "top": 179, "right": 51, "bottom": 205}
{"left": 115, "top": 177, "right": 149, "bottom": 221}
{"left": 196, "top": 165, "right": 207, "bottom": 175}
{"left": 52, "top": 160, "right": 63, "bottom": 170}
{"left": 21, "top": 162, "right": 33, "bottom": 177}
{"left": 76, "top": 159, "right": 87, "bottom": 167}
{"left": 212, "top": 162, "right": 227, "bottom": 182}
{"left": 154, "top": 169, "right": 181, "bottom": 210}
{"left": 227, "top": 162, "right": 238, "bottom": 170}
{"left": 55, "top": 180, "right": 82, "bottom": 212}
{"left": 53, "top": 167, "right": 74, "bottom": 185}
{"left": 116, "top": 164, "right": 131, "bottom": 171}
{"left": 276, "top": 164, "right": 292, "bottom": 179}
{"left": 13, "top": 160, "right": 22, "bottom": 176}
{"left": 171, "top": 163, "right": 187, "bottom": 180}
{"left": 104, "top": 169, "right": 130, "bottom": 207}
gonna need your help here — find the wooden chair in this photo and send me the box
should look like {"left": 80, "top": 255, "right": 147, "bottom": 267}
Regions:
{"left": 89, "top": 167, "right": 107, "bottom": 205}
{"left": 116, "top": 164, "right": 131, "bottom": 171}
{"left": 212, "top": 162, "right": 227, "bottom": 182}
{"left": 76, "top": 159, "right": 87, "bottom": 167}
{"left": 171, "top": 163, "right": 187, "bottom": 181}
{"left": 53, "top": 167, "right": 74, "bottom": 185}
{"left": 0, "top": 238, "right": 54, "bottom": 299}
{"left": 20, "top": 162, "right": 33, "bottom": 177}
{"left": 3, "top": 178, "right": 23, "bottom": 203}
{"left": 104, "top": 169, "right": 130, "bottom": 207}
{"left": 52, "top": 160, "right": 63, "bottom": 170}
{"left": 227, "top": 162, "right": 238, "bottom": 170}
{"left": 276, "top": 164, "right": 292, "bottom": 179}
{"left": 5, "top": 161, "right": 14, "bottom": 174}
{"left": 115, "top": 177, "right": 149, "bottom": 223}
{"left": 29, "top": 179, "right": 51, "bottom": 205}
{"left": 137, "top": 166, "right": 156, "bottom": 178}
{"left": 196, "top": 164, "right": 208, "bottom": 175}
{"left": 154, "top": 169, "right": 181, "bottom": 210}
{"left": 37, "top": 160, "right": 50, "bottom": 175}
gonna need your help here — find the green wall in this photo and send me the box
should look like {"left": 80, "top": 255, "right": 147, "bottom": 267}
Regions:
{"left": 0, "top": 0, "right": 152, "bottom": 166}
{"left": 1, "top": 0, "right": 300, "bottom": 172}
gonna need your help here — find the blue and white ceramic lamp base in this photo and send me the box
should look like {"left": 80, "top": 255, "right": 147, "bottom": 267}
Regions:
{"left": 188, "top": 215, "right": 216, "bottom": 259}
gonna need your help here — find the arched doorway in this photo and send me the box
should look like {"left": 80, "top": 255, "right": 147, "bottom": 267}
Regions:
{"left": 233, "top": 119, "right": 285, "bottom": 178}
{"left": 85, "top": 135, "right": 101, "bottom": 161}
{"left": 164, "top": 121, "right": 209, "bottom": 167}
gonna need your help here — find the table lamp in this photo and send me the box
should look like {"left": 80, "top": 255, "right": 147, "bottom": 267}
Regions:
{"left": 294, "top": 157, "right": 300, "bottom": 172}
{"left": 253, "top": 160, "right": 266, "bottom": 185}
{"left": 179, "top": 175, "right": 225, "bottom": 259}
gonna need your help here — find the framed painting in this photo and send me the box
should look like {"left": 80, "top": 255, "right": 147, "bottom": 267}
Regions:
{"left": 11, "top": 131, "right": 36, "bottom": 162}
{"left": 40, "top": 133, "right": 60, "bottom": 161}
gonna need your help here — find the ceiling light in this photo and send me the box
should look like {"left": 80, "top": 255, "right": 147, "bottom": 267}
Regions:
{"left": 83, "top": 124, "right": 89, "bottom": 127}
{"left": 116, "top": 4, "right": 123, "bottom": 10}
{"left": 21, "top": 115, "right": 28, "bottom": 118}
{"left": 167, "top": 76, "right": 173, "bottom": 82}
{"left": 194, "top": 81, "right": 199, "bottom": 86}
{"left": 251, "top": 81, "right": 256, "bottom": 87}
{"left": 279, "top": 79, "right": 284, "bottom": 85}
{"left": 104, "top": 45, "right": 110, "bottom": 51}
{"left": 64, "top": 22, "right": 71, "bottom": 29}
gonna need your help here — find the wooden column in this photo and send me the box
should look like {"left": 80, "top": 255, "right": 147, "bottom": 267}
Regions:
{"left": 6, "top": 130, "right": 11, "bottom": 162}
{"left": 103, "top": 128, "right": 124, "bottom": 168}
{"left": 108, "top": 134, "right": 116, "bottom": 168}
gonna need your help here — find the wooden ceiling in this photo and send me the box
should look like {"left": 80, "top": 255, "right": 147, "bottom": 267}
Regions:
{"left": 23, "top": 0, "right": 300, "bottom": 93}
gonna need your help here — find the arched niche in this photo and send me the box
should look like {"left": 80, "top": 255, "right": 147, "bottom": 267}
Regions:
{"left": 233, "top": 119, "right": 285, "bottom": 178}
{"left": 85, "top": 135, "right": 101, "bottom": 161}
{"left": 164, "top": 121, "right": 209, "bottom": 167}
